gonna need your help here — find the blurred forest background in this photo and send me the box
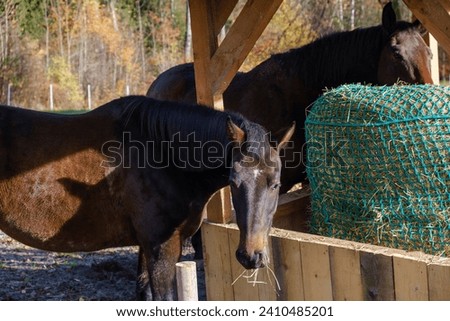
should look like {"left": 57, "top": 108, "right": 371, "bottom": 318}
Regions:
{"left": 0, "top": 0, "right": 448, "bottom": 110}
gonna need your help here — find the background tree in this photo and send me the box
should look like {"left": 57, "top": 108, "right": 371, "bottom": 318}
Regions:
{"left": 0, "top": 0, "right": 447, "bottom": 110}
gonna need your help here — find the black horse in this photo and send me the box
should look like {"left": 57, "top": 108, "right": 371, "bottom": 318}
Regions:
{"left": 0, "top": 96, "right": 294, "bottom": 300}
{"left": 147, "top": 3, "right": 432, "bottom": 193}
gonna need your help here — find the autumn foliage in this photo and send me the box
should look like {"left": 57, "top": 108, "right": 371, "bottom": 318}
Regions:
{"left": 0, "top": 0, "right": 446, "bottom": 110}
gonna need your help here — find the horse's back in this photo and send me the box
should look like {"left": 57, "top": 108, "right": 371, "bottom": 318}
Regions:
{"left": 147, "top": 63, "right": 198, "bottom": 104}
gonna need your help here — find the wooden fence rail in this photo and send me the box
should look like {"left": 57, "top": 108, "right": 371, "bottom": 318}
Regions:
{"left": 202, "top": 222, "right": 450, "bottom": 301}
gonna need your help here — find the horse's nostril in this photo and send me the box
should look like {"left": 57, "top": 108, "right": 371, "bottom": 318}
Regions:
{"left": 236, "top": 249, "right": 265, "bottom": 269}
{"left": 254, "top": 251, "right": 265, "bottom": 267}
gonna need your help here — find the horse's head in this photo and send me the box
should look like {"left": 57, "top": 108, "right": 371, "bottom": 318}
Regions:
{"left": 226, "top": 117, "right": 295, "bottom": 269}
{"left": 377, "top": 2, "right": 433, "bottom": 85}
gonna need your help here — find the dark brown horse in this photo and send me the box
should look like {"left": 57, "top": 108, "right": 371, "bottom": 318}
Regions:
{"left": 147, "top": 3, "right": 433, "bottom": 193}
{"left": 0, "top": 96, "right": 294, "bottom": 300}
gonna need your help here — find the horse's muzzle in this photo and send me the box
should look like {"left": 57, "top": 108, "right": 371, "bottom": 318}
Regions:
{"left": 236, "top": 249, "right": 265, "bottom": 269}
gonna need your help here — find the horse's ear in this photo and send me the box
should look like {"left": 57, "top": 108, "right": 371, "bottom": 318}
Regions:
{"left": 413, "top": 19, "right": 428, "bottom": 36}
{"left": 277, "top": 121, "right": 295, "bottom": 152}
{"left": 382, "top": 2, "right": 396, "bottom": 35}
{"left": 226, "top": 116, "right": 246, "bottom": 144}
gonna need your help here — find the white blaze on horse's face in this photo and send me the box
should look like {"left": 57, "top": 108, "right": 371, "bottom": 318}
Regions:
{"left": 253, "top": 169, "right": 262, "bottom": 179}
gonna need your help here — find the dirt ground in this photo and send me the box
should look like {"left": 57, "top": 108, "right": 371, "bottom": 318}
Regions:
{"left": 0, "top": 232, "right": 206, "bottom": 301}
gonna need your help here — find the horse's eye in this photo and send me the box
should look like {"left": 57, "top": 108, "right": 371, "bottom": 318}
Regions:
{"left": 229, "top": 177, "right": 241, "bottom": 188}
{"left": 393, "top": 50, "right": 403, "bottom": 60}
{"left": 270, "top": 183, "right": 281, "bottom": 191}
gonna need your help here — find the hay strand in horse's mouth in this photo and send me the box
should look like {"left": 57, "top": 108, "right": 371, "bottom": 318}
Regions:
{"left": 231, "top": 266, "right": 281, "bottom": 294}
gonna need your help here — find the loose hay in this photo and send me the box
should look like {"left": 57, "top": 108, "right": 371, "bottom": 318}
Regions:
{"left": 305, "top": 84, "right": 450, "bottom": 256}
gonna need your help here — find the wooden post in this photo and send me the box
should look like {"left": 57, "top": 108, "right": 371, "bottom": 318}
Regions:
{"left": 403, "top": 0, "right": 450, "bottom": 55}
{"left": 188, "top": 0, "right": 283, "bottom": 224}
{"left": 424, "top": 33, "right": 440, "bottom": 84}
{"left": 189, "top": 0, "right": 218, "bottom": 107}
{"left": 176, "top": 261, "right": 198, "bottom": 301}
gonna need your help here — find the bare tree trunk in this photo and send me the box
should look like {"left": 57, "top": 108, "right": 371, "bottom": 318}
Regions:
{"left": 0, "top": 10, "right": 5, "bottom": 62}
{"left": 2, "top": 0, "right": 11, "bottom": 61}
{"left": 137, "top": 0, "right": 146, "bottom": 80}
{"left": 350, "top": 0, "right": 356, "bottom": 30}
{"left": 51, "top": 0, "right": 65, "bottom": 57}
{"left": 44, "top": 0, "right": 50, "bottom": 71}
{"left": 184, "top": 1, "right": 192, "bottom": 62}
{"left": 65, "top": 0, "right": 71, "bottom": 67}
{"left": 170, "top": 0, "right": 175, "bottom": 17}
{"left": 78, "top": 1, "right": 87, "bottom": 82}
{"left": 110, "top": 0, "right": 118, "bottom": 32}
{"left": 338, "top": 0, "right": 344, "bottom": 30}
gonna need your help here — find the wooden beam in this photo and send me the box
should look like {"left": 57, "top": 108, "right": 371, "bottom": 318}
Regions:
{"left": 189, "top": 0, "right": 282, "bottom": 224}
{"left": 212, "top": 0, "right": 239, "bottom": 37}
{"left": 190, "top": 0, "right": 283, "bottom": 103}
{"left": 189, "top": 0, "right": 218, "bottom": 106}
{"left": 189, "top": 0, "right": 229, "bottom": 224}
{"left": 210, "top": 0, "right": 283, "bottom": 95}
{"left": 437, "top": 0, "right": 450, "bottom": 13}
{"left": 423, "top": 33, "right": 440, "bottom": 84}
{"left": 403, "top": 0, "right": 450, "bottom": 55}
{"left": 205, "top": 188, "right": 232, "bottom": 224}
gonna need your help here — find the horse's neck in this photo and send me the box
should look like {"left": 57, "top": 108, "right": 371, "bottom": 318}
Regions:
{"left": 250, "top": 27, "right": 385, "bottom": 90}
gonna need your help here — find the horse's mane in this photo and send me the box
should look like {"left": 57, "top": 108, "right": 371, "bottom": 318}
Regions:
{"left": 281, "top": 25, "right": 389, "bottom": 87}
{"left": 109, "top": 95, "right": 268, "bottom": 170}
{"left": 257, "top": 24, "right": 396, "bottom": 89}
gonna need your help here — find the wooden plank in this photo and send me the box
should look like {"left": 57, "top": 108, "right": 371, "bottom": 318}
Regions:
{"left": 206, "top": 187, "right": 232, "bottom": 224}
{"left": 212, "top": 0, "right": 239, "bottom": 37}
{"left": 189, "top": 0, "right": 218, "bottom": 106}
{"left": 393, "top": 256, "right": 429, "bottom": 300}
{"left": 437, "top": 0, "right": 450, "bottom": 13}
{"left": 209, "top": 0, "right": 283, "bottom": 95}
{"left": 329, "top": 247, "right": 364, "bottom": 300}
{"left": 403, "top": 0, "right": 450, "bottom": 55}
{"left": 225, "top": 223, "right": 278, "bottom": 300}
{"left": 428, "top": 260, "right": 450, "bottom": 300}
{"left": 300, "top": 241, "right": 333, "bottom": 300}
{"left": 201, "top": 223, "right": 234, "bottom": 300}
{"left": 271, "top": 235, "right": 305, "bottom": 300}
{"left": 227, "top": 225, "right": 259, "bottom": 300}
{"left": 423, "top": 33, "right": 440, "bottom": 84}
{"left": 360, "top": 252, "right": 395, "bottom": 300}
{"left": 256, "top": 236, "right": 277, "bottom": 301}
{"left": 273, "top": 188, "right": 311, "bottom": 232}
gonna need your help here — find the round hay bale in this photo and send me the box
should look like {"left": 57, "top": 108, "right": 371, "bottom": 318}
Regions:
{"left": 305, "top": 84, "right": 450, "bottom": 256}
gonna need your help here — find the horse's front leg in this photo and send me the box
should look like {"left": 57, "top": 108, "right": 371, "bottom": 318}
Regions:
{"left": 136, "top": 247, "right": 152, "bottom": 300}
{"left": 136, "top": 230, "right": 182, "bottom": 300}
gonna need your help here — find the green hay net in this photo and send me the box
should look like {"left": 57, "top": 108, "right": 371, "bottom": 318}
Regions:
{"left": 305, "top": 84, "right": 450, "bottom": 256}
